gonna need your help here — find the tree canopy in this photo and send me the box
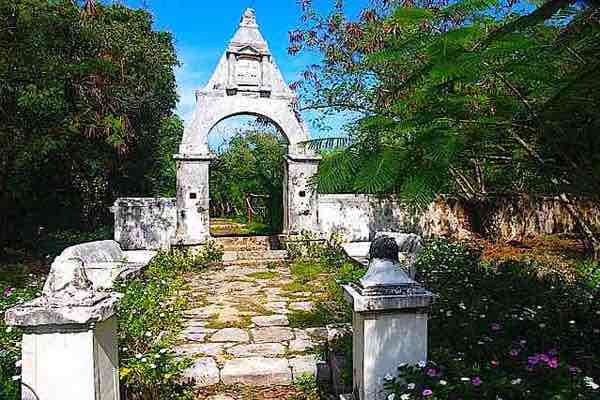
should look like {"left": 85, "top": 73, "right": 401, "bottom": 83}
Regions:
{"left": 0, "top": 0, "right": 180, "bottom": 245}
{"left": 209, "top": 124, "right": 287, "bottom": 233}
{"left": 291, "top": 0, "right": 600, "bottom": 256}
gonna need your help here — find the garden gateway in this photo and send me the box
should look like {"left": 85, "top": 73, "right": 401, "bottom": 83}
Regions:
{"left": 111, "top": 8, "right": 586, "bottom": 250}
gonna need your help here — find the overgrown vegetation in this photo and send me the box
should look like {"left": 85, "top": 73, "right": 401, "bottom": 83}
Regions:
{"left": 1, "top": 244, "right": 222, "bottom": 400}
{"left": 0, "top": 0, "right": 181, "bottom": 252}
{"left": 385, "top": 238, "right": 600, "bottom": 399}
{"left": 210, "top": 126, "right": 287, "bottom": 234}
{"left": 284, "top": 234, "right": 600, "bottom": 398}
{"left": 292, "top": 0, "right": 600, "bottom": 258}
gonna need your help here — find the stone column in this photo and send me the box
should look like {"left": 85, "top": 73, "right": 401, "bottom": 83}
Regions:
{"left": 5, "top": 259, "right": 121, "bottom": 400}
{"left": 284, "top": 154, "right": 320, "bottom": 235}
{"left": 173, "top": 153, "right": 214, "bottom": 245}
{"left": 342, "top": 236, "right": 435, "bottom": 400}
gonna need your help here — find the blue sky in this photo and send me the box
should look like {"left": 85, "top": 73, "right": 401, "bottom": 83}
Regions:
{"left": 120, "top": 0, "right": 364, "bottom": 142}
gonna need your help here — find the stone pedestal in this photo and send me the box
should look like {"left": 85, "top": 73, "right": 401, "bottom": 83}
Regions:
{"left": 343, "top": 285, "right": 434, "bottom": 400}
{"left": 173, "top": 153, "right": 215, "bottom": 245}
{"left": 5, "top": 294, "right": 121, "bottom": 400}
{"left": 341, "top": 235, "right": 435, "bottom": 400}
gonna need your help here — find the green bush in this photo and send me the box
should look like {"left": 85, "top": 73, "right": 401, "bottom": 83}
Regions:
{"left": 116, "top": 249, "right": 200, "bottom": 400}
{"left": 385, "top": 237, "right": 600, "bottom": 399}
{"left": 0, "top": 265, "right": 44, "bottom": 400}
{"left": 1, "top": 244, "right": 220, "bottom": 400}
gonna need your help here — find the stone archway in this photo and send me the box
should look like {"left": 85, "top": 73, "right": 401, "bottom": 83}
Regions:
{"left": 173, "top": 8, "right": 320, "bottom": 245}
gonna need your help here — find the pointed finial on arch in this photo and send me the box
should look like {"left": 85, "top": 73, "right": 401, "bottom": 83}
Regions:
{"left": 240, "top": 8, "right": 258, "bottom": 28}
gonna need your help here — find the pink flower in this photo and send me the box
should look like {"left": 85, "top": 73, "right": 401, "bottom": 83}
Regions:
{"left": 422, "top": 389, "right": 433, "bottom": 396}
{"left": 471, "top": 376, "right": 482, "bottom": 386}
{"left": 3, "top": 287, "right": 14, "bottom": 297}
{"left": 426, "top": 368, "right": 437, "bottom": 377}
{"left": 510, "top": 349, "right": 520, "bottom": 357}
{"left": 548, "top": 358, "right": 559, "bottom": 369}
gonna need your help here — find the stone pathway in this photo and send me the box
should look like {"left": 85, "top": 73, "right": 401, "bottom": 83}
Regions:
{"left": 175, "top": 248, "right": 329, "bottom": 394}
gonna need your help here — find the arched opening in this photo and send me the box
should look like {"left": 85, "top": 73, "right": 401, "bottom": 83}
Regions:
{"left": 207, "top": 114, "right": 288, "bottom": 237}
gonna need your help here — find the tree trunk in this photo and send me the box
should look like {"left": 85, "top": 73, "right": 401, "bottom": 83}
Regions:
{"left": 558, "top": 193, "right": 600, "bottom": 261}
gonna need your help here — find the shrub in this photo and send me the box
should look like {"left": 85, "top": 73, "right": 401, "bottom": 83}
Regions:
{"left": 116, "top": 250, "right": 198, "bottom": 400}
{"left": 385, "top": 237, "right": 600, "bottom": 399}
{"left": 0, "top": 264, "right": 44, "bottom": 400}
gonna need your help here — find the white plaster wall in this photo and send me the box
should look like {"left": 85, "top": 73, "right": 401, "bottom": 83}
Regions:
{"left": 112, "top": 198, "right": 176, "bottom": 250}
{"left": 317, "top": 195, "right": 418, "bottom": 242}
{"left": 317, "top": 194, "right": 600, "bottom": 242}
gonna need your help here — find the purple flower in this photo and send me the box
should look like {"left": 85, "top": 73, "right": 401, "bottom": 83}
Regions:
{"left": 539, "top": 354, "right": 550, "bottom": 363}
{"left": 422, "top": 389, "right": 433, "bottom": 396}
{"left": 490, "top": 323, "right": 502, "bottom": 331}
{"left": 569, "top": 366, "right": 581, "bottom": 375}
{"left": 3, "top": 287, "right": 14, "bottom": 297}
{"left": 528, "top": 355, "right": 540, "bottom": 366}
{"left": 471, "top": 376, "right": 482, "bottom": 386}
{"left": 426, "top": 368, "right": 438, "bottom": 377}
{"left": 510, "top": 349, "right": 520, "bottom": 357}
{"left": 548, "top": 358, "right": 559, "bottom": 369}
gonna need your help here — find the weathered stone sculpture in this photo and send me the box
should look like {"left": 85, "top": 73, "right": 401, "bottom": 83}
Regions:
{"left": 5, "top": 249, "right": 121, "bottom": 400}
{"left": 42, "top": 258, "right": 95, "bottom": 304}
{"left": 342, "top": 235, "right": 435, "bottom": 400}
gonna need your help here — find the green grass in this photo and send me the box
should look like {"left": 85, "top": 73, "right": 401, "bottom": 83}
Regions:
{"left": 289, "top": 260, "right": 327, "bottom": 283}
{"left": 246, "top": 271, "right": 280, "bottom": 280}
{"left": 288, "top": 308, "right": 335, "bottom": 329}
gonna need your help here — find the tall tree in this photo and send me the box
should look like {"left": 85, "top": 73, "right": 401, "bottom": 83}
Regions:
{"left": 291, "top": 0, "right": 600, "bottom": 257}
{"left": 0, "top": 0, "right": 179, "bottom": 245}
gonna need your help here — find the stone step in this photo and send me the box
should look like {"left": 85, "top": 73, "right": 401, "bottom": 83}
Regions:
{"left": 182, "top": 355, "right": 323, "bottom": 387}
{"left": 223, "top": 250, "right": 288, "bottom": 262}
{"left": 214, "top": 236, "right": 274, "bottom": 251}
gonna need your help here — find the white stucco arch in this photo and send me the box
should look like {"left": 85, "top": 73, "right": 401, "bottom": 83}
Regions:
{"left": 179, "top": 94, "right": 308, "bottom": 156}
{"left": 172, "top": 8, "right": 320, "bottom": 245}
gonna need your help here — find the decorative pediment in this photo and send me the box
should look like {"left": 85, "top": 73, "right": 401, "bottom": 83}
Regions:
{"left": 236, "top": 45, "right": 261, "bottom": 56}
{"left": 200, "top": 8, "right": 295, "bottom": 98}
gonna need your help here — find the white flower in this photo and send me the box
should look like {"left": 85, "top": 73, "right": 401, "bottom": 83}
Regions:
{"left": 418, "top": 361, "right": 427, "bottom": 368}
{"left": 160, "top": 348, "right": 168, "bottom": 354}
{"left": 15, "top": 360, "right": 22, "bottom": 368}
{"left": 439, "top": 380, "right": 447, "bottom": 386}
{"left": 511, "top": 378, "right": 522, "bottom": 385}
{"left": 6, "top": 327, "right": 12, "bottom": 333}
{"left": 584, "top": 377, "right": 599, "bottom": 390}
{"left": 141, "top": 357, "right": 147, "bottom": 363}
{"left": 400, "top": 394, "right": 410, "bottom": 400}
{"left": 387, "top": 394, "right": 395, "bottom": 400}
{"left": 569, "top": 320, "right": 575, "bottom": 324}
{"left": 384, "top": 374, "right": 394, "bottom": 381}
{"left": 122, "top": 347, "right": 128, "bottom": 351}
{"left": 135, "top": 353, "right": 143, "bottom": 359}
{"left": 145, "top": 332, "right": 152, "bottom": 337}
{"left": 407, "top": 383, "right": 415, "bottom": 390}
{"left": 461, "top": 377, "right": 470, "bottom": 382}
{"left": 149, "top": 363, "right": 157, "bottom": 369}
{"left": 11, "top": 375, "right": 20, "bottom": 381}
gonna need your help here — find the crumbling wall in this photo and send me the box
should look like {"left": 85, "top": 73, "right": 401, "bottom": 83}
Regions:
{"left": 111, "top": 198, "right": 176, "bottom": 250}
{"left": 317, "top": 194, "right": 600, "bottom": 242}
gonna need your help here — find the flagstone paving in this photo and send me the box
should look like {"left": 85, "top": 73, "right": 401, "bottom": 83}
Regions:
{"left": 175, "top": 254, "right": 329, "bottom": 392}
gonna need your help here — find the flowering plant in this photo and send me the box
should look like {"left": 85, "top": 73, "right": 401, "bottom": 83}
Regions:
{"left": 384, "top": 238, "right": 600, "bottom": 399}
